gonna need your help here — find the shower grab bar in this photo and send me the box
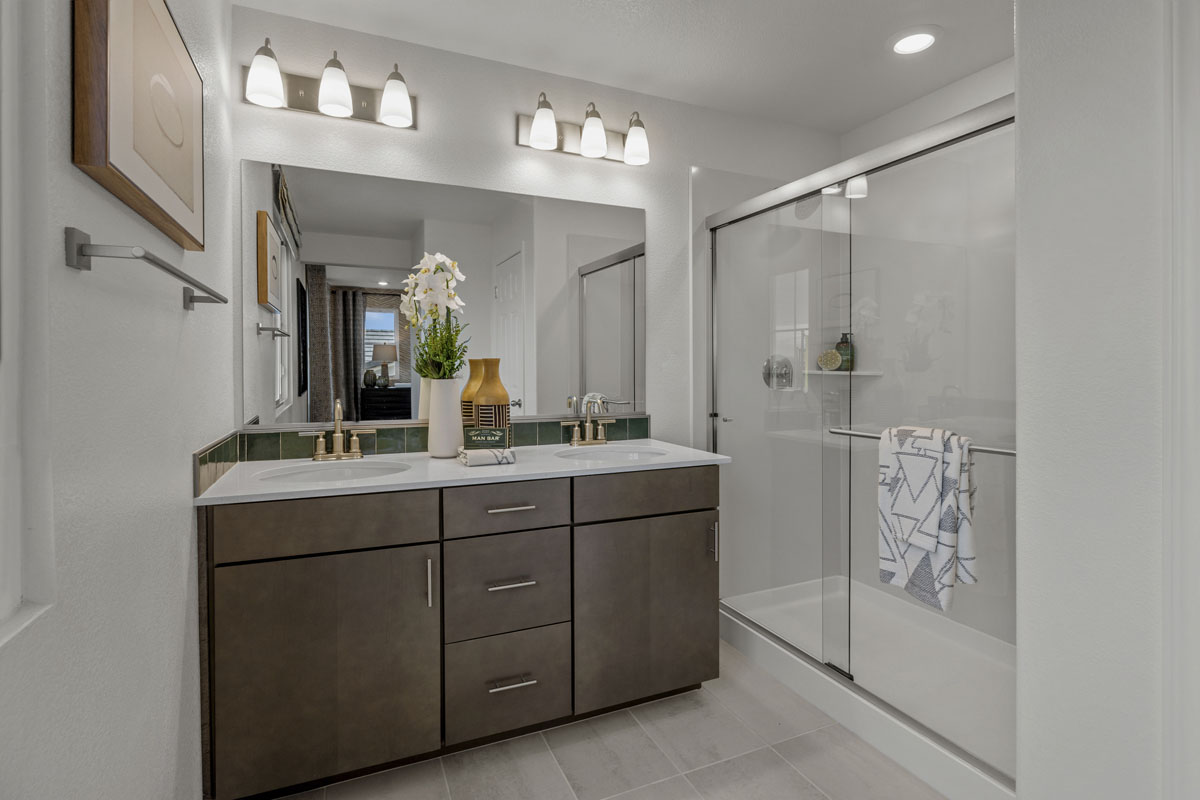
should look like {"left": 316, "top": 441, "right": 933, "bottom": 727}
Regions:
{"left": 64, "top": 227, "right": 228, "bottom": 310}
{"left": 828, "top": 428, "right": 1016, "bottom": 458}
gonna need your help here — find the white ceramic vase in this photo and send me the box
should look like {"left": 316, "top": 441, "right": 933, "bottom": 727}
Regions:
{"left": 427, "top": 378, "right": 464, "bottom": 458}
{"left": 417, "top": 376, "right": 432, "bottom": 421}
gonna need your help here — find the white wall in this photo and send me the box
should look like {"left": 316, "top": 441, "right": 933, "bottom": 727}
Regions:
{"left": 231, "top": 6, "right": 840, "bottom": 445}
{"left": 421, "top": 218, "right": 495, "bottom": 361}
{"left": 302, "top": 231, "right": 413, "bottom": 272}
{"left": 1015, "top": 1, "right": 1166, "bottom": 797}
{"left": 0, "top": 2, "right": 235, "bottom": 800}
{"left": 840, "top": 58, "right": 1014, "bottom": 159}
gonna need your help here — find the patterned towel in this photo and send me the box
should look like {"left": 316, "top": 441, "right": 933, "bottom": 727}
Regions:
{"left": 878, "top": 427, "right": 976, "bottom": 611}
{"left": 456, "top": 448, "right": 516, "bottom": 466}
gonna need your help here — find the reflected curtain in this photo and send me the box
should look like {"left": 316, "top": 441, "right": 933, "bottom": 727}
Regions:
{"left": 306, "top": 265, "right": 335, "bottom": 421}
{"left": 329, "top": 288, "right": 365, "bottom": 420}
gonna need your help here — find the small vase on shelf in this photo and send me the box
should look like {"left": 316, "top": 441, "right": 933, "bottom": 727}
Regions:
{"left": 417, "top": 376, "right": 432, "bottom": 421}
{"left": 461, "top": 358, "right": 484, "bottom": 425}
{"left": 473, "top": 358, "right": 510, "bottom": 428}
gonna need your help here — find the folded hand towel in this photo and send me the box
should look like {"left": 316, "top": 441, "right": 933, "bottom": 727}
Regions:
{"left": 457, "top": 447, "right": 516, "bottom": 467}
{"left": 878, "top": 426, "right": 976, "bottom": 611}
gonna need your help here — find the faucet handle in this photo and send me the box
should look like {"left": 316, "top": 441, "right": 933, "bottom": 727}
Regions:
{"left": 299, "top": 430, "right": 328, "bottom": 457}
{"left": 348, "top": 429, "right": 375, "bottom": 455}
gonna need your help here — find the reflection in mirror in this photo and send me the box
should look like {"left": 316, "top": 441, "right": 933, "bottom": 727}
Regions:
{"left": 241, "top": 162, "right": 646, "bottom": 425}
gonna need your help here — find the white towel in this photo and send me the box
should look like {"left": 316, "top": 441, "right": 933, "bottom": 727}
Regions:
{"left": 456, "top": 447, "right": 516, "bottom": 466}
{"left": 878, "top": 427, "right": 976, "bottom": 611}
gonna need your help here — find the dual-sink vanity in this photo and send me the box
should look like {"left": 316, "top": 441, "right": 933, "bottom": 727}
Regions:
{"left": 195, "top": 438, "right": 729, "bottom": 799}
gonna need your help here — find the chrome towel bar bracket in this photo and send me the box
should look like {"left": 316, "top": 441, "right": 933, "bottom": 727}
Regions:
{"left": 256, "top": 323, "right": 289, "bottom": 339}
{"left": 64, "top": 227, "right": 229, "bottom": 310}
{"left": 828, "top": 427, "right": 1016, "bottom": 457}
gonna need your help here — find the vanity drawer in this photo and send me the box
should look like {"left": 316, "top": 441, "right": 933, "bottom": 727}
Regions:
{"left": 573, "top": 466, "right": 719, "bottom": 524}
{"left": 211, "top": 489, "right": 439, "bottom": 564}
{"left": 442, "top": 478, "right": 570, "bottom": 539}
{"left": 444, "top": 527, "right": 571, "bottom": 643}
{"left": 444, "top": 622, "right": 572, "bottom": 745}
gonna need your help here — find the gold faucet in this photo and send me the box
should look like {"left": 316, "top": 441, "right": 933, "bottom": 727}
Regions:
{"left": 308, "top": 399, "right": 375, "bottom": 460}
{"left": 561, "top": 392, "right": 615, "bottom": 446}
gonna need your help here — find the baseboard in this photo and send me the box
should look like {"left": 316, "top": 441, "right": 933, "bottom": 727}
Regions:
{"left": 720, "top": 608, "right": 1015, "bottom": 800}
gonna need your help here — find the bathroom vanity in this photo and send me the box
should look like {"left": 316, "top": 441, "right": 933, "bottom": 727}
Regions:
{"left": 195, "top": 441, "right": 728, "bottom": 799}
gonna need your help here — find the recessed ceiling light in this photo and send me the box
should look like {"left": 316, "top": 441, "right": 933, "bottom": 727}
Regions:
{"left": 890, "top": 25, "right": 943, "bottom": 55}
{"left": 377, "top": 281, "right": 389, "bottom": 286}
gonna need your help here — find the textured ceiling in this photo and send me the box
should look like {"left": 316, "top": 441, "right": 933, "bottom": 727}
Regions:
{"left": 235, "top": 0, "right": 1013, "bottom": 133}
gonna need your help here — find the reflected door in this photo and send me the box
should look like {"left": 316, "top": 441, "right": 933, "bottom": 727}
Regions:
{"left": 492, "top": 249, "right": 527, "bottom": 415}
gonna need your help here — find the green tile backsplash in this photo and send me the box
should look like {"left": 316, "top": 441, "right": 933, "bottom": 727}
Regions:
{"left": 193, "top": 414, "right": 650, "bottom": 496}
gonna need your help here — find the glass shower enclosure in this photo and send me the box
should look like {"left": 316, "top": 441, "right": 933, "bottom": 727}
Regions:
{"left": 710, "top": 114, "right": 1016, "bottom": 780}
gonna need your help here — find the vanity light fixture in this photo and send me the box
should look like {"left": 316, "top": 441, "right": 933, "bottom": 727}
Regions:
{"left": 245, "top": 38, "right": 285, "bottom": 108}
{"left": 378, "top": 64, "right": 414, "bottom": 127}
{"left": 318, "top": 51, "right": 353, "bottom": 118}
{"left": 623, "top": 112, "right": 649, "bottom": 166}
{"left": 580, "top": 103, "right": 608, "bottom": 159}
{"left": 890, "top": 25, "right": 942, "bottom": 55}
{"left": 845, "top": 174, "right": 869, "bottom": 199}
{"left": 821, "top": 184, "right": 842, "bottom": 195}
{"left": 529, "top": 93, "right": 559, "bottom": 150}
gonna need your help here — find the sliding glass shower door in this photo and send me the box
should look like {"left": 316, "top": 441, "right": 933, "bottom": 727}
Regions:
{"left": 713, "top": 193, "right": 851, "bottom": 674}
{"left": 712, "top": 120, "right": 1016, "bottom": 779}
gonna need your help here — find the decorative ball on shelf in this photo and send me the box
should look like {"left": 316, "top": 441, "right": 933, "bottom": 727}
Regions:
{"left": 363, "top": 369, "right": 377, "bottom": 388}
{"left": 817, "top": 350, "right": 843, "bottom": 371}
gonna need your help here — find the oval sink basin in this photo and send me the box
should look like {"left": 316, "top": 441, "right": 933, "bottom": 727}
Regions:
{"left": 555, "top": 445, "right": 668, "bottom": 462}
{"left": 256, "top": 460, "right": 412, "bottom": 485}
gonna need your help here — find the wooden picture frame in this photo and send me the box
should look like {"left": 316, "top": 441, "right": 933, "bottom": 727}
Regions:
{"left": 73, "top": 0, "right": 205, "bottom": 250}
{"left": 256, "top": 211, "right": 282, "bottom": 312}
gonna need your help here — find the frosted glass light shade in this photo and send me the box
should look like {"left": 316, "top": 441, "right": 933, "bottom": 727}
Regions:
{"left": 821, "top": 184, "right": 842, "bottom": 195}
{"left": 623, "top": 112, "right": 649, "bottom": 166}
{"left": 845, "top": 174, "right": 869, "bottom": 199}
{"left": 379, "top": 64, "right": 413, "bottom": 127}
{"left": 580, "top": 103, "right": 607, "bottom": 159}
{"left": 529, "top": 92, "right": 558, "bottom": 150}
{"left": 318, "top": 51, "right": 353, "bottom": 118}
{"left": 245, "top": 38, "right": 285, "bottom": 108}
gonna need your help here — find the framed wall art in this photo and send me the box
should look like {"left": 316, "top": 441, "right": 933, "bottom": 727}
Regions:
{"left": 73, "top": 0, "right": 205, "bottom": 250}
{"left": 256, "top": 211, "right": 282, "bottom": 312}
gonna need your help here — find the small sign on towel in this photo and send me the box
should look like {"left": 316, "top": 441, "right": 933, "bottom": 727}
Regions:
{"left": 463, "top": 427, "right": 511, "bottom": 450}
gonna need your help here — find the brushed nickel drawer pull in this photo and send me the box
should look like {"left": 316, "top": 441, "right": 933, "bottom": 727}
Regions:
{"left": 486, "top": 505, "right": 537, "bottom": 515}
{"left": 487, "top": 579, "right": 538, "bottom": 592}
{"left": 426, "top": 558, "right": 433, "bottom": 608}
{"left": 488, "top": 674, "right": 538, "bottom": 694}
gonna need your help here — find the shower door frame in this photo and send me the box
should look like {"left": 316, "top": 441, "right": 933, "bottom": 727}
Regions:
{"left": 704, "top": 95, "right": 1017, "bottom": 791}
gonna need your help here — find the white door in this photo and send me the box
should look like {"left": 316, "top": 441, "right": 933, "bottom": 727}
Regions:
{"left": 492, "top": 249, "right": 527, "bottom": 415}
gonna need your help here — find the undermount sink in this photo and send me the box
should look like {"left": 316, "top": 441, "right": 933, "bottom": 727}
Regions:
{"left": 256, "top": 460, "right": 412, "bottom": 485}
{"left": 555, "top": 445, "right": 668, "bottom": 462}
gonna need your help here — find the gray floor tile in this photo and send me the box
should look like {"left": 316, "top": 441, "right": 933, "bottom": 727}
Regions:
{"left": 606, "top": 775, "right": 703, "bottom": 800}
{"left": 442, "top": 733, "right": 575, "bottom": 800}
{"left": 630, "top": 690, "right": 764, "bottom": 772}
{"left": 774, "top": 725, "right": 947, "bottom": 800}
{"left": 685, "top": 747, "right": 827, "bottom": 800}
{"left": 543, "top": 711, "right": 678, "bottom": 800}
{"left": 326, "top": 758, "right": 449, "bottom": 799}
{"left": 704, "top": 642, "right": 834, "bottom": 744}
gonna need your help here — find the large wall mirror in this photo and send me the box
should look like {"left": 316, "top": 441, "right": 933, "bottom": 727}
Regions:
{"left": 241, "top": 162, "right": 646, "bottom": 426}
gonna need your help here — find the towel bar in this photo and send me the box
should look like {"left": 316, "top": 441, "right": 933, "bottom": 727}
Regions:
{"left": 64, "top": 227, "right": 229, "bottom": 310}
{"left": 828, "top": 427, "right": 1016, "bottom": 457}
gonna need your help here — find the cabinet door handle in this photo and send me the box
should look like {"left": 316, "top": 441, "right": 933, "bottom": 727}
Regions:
{"left": 488, "top": 674, "right": 538, "bottom": 694}
{"left": 487, "top": 579, "right": 538, "bottom": 592}
{"left": 709, "top": 521, "right": 720, "bottom": 562}
{"left": 426, "top": 557, "right": 433, "bottom": 608}
{"left": 486, "top": 505, "right": 537, "bottom": 515}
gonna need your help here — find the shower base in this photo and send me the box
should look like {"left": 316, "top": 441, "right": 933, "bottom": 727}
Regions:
{"left": 723, "top": 577, "right": 1015, "bottom": 779}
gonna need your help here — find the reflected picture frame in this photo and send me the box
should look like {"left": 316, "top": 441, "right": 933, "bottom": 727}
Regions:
{"left": 72, "top": 0, "right": 205, "bottom": 250}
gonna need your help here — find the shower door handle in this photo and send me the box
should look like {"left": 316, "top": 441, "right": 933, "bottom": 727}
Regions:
{"left": 721, "top": 417, "right": 733, "bottom": 422}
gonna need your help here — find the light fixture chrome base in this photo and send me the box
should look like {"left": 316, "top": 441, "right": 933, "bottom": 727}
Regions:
{"left": 241, "top": 66, "right": 418, "bottom": 128}
{"left": 516, "top": 114, "right": 627, "bottom": 162}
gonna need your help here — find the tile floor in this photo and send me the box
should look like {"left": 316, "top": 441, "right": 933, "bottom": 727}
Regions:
{"left": 285, "top": 641, "right": 946, "bottom": 800}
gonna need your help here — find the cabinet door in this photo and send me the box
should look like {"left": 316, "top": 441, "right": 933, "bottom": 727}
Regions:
{"left": 574, "top": 510, "right": 719, "bottom": 714}
{"left": 212, "top": 544, "right": 440, "bottom": 799}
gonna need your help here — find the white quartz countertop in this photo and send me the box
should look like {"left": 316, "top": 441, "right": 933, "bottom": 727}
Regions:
{"left": 195, "top": 439, "right": 731, "bottom": 507}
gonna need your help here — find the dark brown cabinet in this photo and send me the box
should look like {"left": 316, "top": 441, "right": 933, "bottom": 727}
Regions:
{"left": 211, "top": 543, "right": 440, "bottom": 800}
{"left": 574, "top": 510, "right": 720, "bottom": 714}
